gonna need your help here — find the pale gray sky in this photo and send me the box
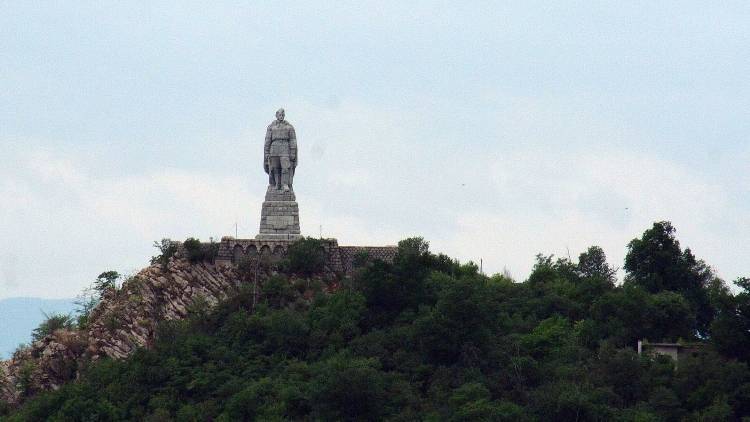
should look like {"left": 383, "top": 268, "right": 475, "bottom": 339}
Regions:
{"left": 1, "top": 2, "right": 748, "bottom": 299}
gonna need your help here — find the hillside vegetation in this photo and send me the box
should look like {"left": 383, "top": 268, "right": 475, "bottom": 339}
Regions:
{"left": 0, "top": 298, "right": 77, "bottom": 360}
{"left": 3, "top": 222, "right": 750, "bottom": 421}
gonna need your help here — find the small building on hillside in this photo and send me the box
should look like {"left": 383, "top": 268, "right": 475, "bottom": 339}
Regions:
{"left": 637, "top": 340, "right": 703, "bottom": 363}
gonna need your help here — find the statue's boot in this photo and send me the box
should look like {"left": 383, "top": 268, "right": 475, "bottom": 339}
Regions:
{"left": 281, "top": 168, "right": 291, "bottom": 192}
{"left": 274, "top": 169, "right": 282, "bottom": 190}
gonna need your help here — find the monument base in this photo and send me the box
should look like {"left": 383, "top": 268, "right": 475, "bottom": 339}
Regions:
{"left": 255, "top": 233, "right": 302, "bottom": 241}
{"left": 257, "top": 186, "right": 301, "bottom": 239}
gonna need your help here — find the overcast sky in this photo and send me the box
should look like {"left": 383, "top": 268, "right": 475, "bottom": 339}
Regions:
{"left": 1, "top": 2, "right": 748, "bottom": 299}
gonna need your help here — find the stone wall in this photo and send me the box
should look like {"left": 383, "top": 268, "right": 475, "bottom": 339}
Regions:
{"left": 334, "top": 246, "right": 400, "bottom": 274}
{"left": 216, "top": 237, "right": 303, "bottom": 265}
{"left": 216, "top": 237, "right": 398, "bottom": 275}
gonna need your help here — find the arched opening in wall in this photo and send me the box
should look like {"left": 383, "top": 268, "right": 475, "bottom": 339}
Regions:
{"left": 233, "top": 244, "right": 246, "bottom": 262}
{"left": 260, "top": 245, "right": 271, "bottom": 257}
{"left": 247, "top": 245, "right": 258, "bottom": 258}
{"left": 272, "top": 245, "right": 285, "bottom": 258}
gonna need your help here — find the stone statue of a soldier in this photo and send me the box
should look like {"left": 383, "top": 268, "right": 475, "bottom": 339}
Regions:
{"left": 264, "top": 108, "right": 297, "bottom": 192}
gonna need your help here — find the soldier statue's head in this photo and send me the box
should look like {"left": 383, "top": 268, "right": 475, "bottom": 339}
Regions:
{"left": 275, "top": 108, "right": 285, "bottom": 122}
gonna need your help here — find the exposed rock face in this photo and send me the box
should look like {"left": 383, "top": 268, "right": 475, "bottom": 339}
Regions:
{"left": 0, "top": 257, "right": 240, "bottom": 407}
{"left": 0, "top": 329, "right": 86, "bottom": 405}
{"left": 0, "top": 361, "right": 17, "bottom": 405}
{"left": 86, "top": 258, "right": 239, "bottom": 360}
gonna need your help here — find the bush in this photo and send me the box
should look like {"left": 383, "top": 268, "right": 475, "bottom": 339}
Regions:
{"left": 94, "top": 271, "right": 120, "bottom": 294}
{"left": 183, "top": 237, "right": 204, "bottom": 263}
{"left": 262, "top": 275, "right": 296, "bottom": 308}
{"left": 102, "top": 310, "right": 123, "bottom": 332}
{"left": 16, "top": 361, "right": 37, "bottom": 398}
{"left": 74, "top": 290, "right": 98, "bottom": 330}
{"left": 151, "top": 238, "right": 178, "bottom": 268}
{"left": 186, "top": 295, "right": 211, "bottom": 320}
{"left": 74, "top": 270, "right": 122, "bottom": 330}
{"left": 287, "top": 237, "right": 327, "bottom": 277}
{"left": 32, "top": 313, "right": 75, "bottom": 342}
{"left": 353, "top": 250, "right": 371, "bottom": 269}
{"left": 183, "top": 237, "right": 220, "bottom": 264}
{"left": 205, "top": 241, "right": 219, "bottom": 262}
{"left": 13, "top": 343, "right": 29, "bottom": 356}
{"left": 0, "top": 399, "right": 10, "bottom": 416}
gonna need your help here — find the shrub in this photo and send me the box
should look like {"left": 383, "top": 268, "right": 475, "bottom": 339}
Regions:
{"left": 32, "top": 312, "right": 75, "bottom": 342}
{"left": 183, "top": 237, "right": 204, "bottom": 263}
{"left": 151, "top": 238, "right": 178, "bottom": 268}
{"left": 74, "top": 290, "right": 98, "bottom": 330}
{"left": 0, "top": 399, "right": 10, "bottom": 416}
{"left": 237, "top": 257, "right": 258, "bottom": 280}
{"left": 14, "top": 343, "right": 28, "bottom": 355}
{"left": 287, "top": 237, "right": 327, "bottom": 277}
{"left": 75, "top": 271, "right": 123, "bottom": 329}
{"left": 262, "top": 275, "right": 296, "bottom": 308}
{"left": 353, "top": 250, "right": 371, "bottom": 269}
{"left": 94, "top": 271, "right": 120, "bottom": 294}
{"left": 187, "top": 295, "right": 211, "bottom": 320}
{"left": 16, "top": 361, "right": 37, "bottom": 398}
{"left": 184, "top": 237, "right": 220, "bottom": 264}
{"left": 103, "top": 311, "right": 123, "bottom": 332}
{"left": 204, "top": 240, "right": 220, "bottom": 263}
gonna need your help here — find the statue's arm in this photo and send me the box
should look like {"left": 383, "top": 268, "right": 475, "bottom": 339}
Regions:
{"left": 263, "top": 126, "right": 272, "bottom": 173}
{"left": 289, "top": 126, "right": 297, "bottom": 166}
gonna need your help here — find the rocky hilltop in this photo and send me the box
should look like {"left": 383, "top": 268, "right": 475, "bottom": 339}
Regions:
{"left": 0, "top": 236, "right": 396, "bottom": 409}
{"left": 0, "top": 254, "right": 241, "bottom": 406}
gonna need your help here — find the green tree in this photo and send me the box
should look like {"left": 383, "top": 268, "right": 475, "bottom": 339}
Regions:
{"left": 309, "top": 353, "right": 390, "bottom": 421}
{"left": 286, "top": 237, "right": 327, "bottom": 277}
{"left": 578, "top": 245, "right": 617, "bottom": 283}
{"left": 355, "top": 238, "right": 440, "bottom": 328}
{"left": 94, "top": 271, "right": 120, "bottom": 294}
{"left": 646, "top": 291, "right": 695, "bottom": 341}
{"left": 624, "top": 221, "right": 714, "bottom": 334}
{"left": 150, "top": 238, "right": 177, "bottom": 268}
{"left": 74, "top": 270, "right": 120, "bottom": 329}
{"left": 74, "top": 285, "right": 100, "bottom": 330}
{"left": 447, "top": 383, "right": 525, "bottom": 421}
{"left": 710, "top": 277, "right": 750, "bottom": 362}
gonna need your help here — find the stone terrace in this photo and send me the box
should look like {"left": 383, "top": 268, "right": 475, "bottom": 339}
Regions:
{"left": 216, "top": 238, "right": 398, "bottom": 276}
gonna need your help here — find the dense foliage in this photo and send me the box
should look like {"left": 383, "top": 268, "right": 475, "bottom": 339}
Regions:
{"left": 4, "top": 223, "right": 750, "bottom": 421}
{"left": 284, "top": 237, "right": 328, "bottom": 277}
{"left": 183, "top": 238, "right": 220, "bottom": 264}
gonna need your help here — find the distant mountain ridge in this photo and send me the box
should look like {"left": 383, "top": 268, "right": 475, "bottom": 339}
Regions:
{"left": 0, "top": 297, "right": 76, "bottom": 359}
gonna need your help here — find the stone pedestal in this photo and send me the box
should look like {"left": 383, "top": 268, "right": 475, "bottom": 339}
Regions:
{"left": 256, "top": 186, "right": 302, "bottom": 241}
